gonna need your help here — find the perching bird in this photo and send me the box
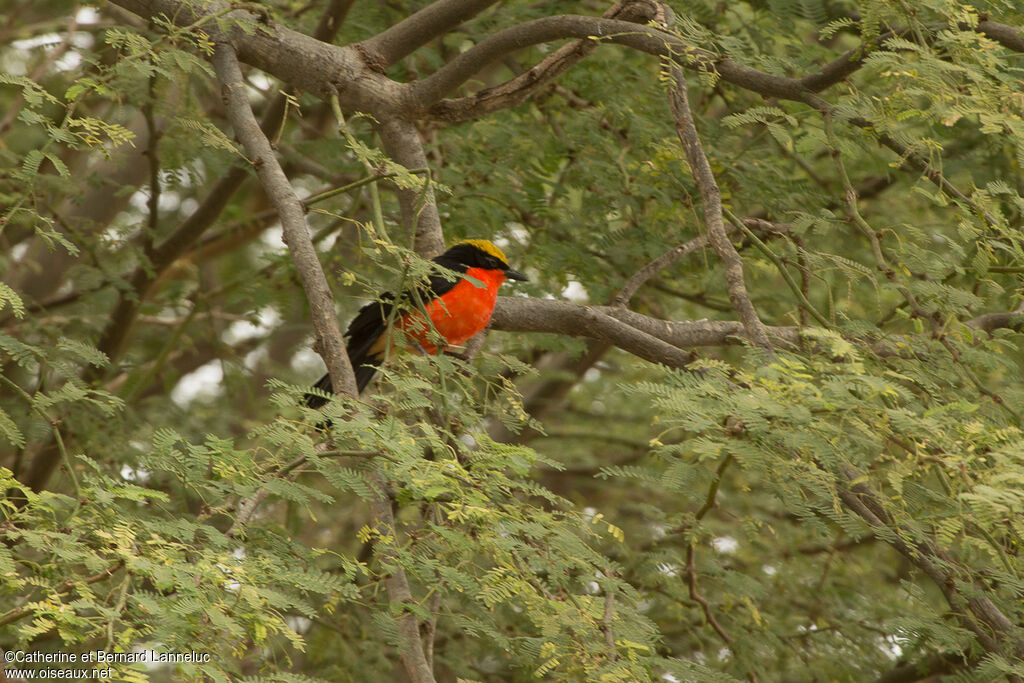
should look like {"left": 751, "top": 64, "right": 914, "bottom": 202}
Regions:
{"left": 305, "top": 239, "right": 527, "bottom": 406}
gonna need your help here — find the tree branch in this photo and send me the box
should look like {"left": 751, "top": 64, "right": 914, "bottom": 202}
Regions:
{"left": 360, "top": 0, "right": 501, "bottom": 68}
{"left": 403, "top": 15, "right": 810, "bottom": 111}
{"left": 109, "top": 0, "right": 399, "bottom": 108}
{"left": 0, "top": 561, "right": 124, "bottom": 629}
{"left": 368, "top": 477, "right": 437, "bottom": 683}
{"left": 108, "top": 1, "right": 1004, "bottom": 230}
{"left": 212, "top": 43, "right": 358, "bottom": 399}
{"left": 967, "top": 311, "right": 1024, "bottom": 333}
{"left": 685, "top": 455, "right": 735, "bottom": 647}
{"left": 311, "top": 0, "right": 355, "bottom": 43}
{"left": 425, "top": 1, "right": 659, "bottom": 124}
{"left": 667, "top": 61, "right": 774, "bottom": 354}
{"left": 489, "top": 297, "right": 800, "bottom": 363}
{"left": 610, "top": 234, "right": 709, "bottom": 307}
{"left": 376, "top": 119, "right": 446, "bottom": 257}
{"left": 974, "top": 20, "right": 1024, "bottom": 53}
{"left": 835, "top": 470, "right": 1024, "bottom": 672}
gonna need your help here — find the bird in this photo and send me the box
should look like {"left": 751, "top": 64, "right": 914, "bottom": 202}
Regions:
{"left": 304, "top": 239, "right": 527, "bottom": 406}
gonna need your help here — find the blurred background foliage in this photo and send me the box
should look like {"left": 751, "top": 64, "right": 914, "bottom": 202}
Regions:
{"left": 3, "top": 0, "right": 1024, "bottom": 680}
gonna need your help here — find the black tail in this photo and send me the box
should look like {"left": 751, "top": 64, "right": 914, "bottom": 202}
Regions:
{"left": 303, "top": 362, "right": 380, "bottom": 408}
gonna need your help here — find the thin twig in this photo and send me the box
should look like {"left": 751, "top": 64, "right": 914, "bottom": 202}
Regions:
{"left": 0, "top": 561, "right": 124, "bottom": 629}
{"left": 666, "top": 59, "right": 774, "bottom": 355}
{"left": 601, "top": 575, "right": 617, "bottom": 659}
{"left": 610, "top": 234, "right": 709, "bottom": 307}
{"left": 725, "top": 209, "right": 830, "bottom": 327}
{"left": 144, "top": 67, "right": 161, "bottom": 236}
{"left": 684, "top": 455, "right": 734, "bottom": 646}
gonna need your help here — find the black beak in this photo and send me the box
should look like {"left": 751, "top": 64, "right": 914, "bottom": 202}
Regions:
{"left": 504, "top": 268, "right": 528, "bottom": 282}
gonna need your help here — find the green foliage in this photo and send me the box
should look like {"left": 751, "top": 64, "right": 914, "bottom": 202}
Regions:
{"left": 3, "top": 0, "right": 1024, "bottom": 681}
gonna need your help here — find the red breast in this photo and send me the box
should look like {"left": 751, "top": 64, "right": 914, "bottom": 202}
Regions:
{"left": 398, "top": 267, "right": 506, "bottom": 353}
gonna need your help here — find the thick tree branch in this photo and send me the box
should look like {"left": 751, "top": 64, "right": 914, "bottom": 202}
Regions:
{"left": 494, "top": 298, "right": 694, "bottom": 369}
{"left": 974, "top": 20, "right": 1024, "bottom": 52}
{"left": 490, "top": 297, "right": 800, "bottom": 362}
{"left": 376, "top": 119, "right": 446, "bottom": 257}
{"left": 667, "top": 63, "right": 774, "bottom": 354}
{"left": 967, "top": 311, "right": 1024, "bottom": 333}
{"left": 369, "top": 478, "right": 437, "bottom": 683}
{"left": 213, "top": 43, "right": 357, "bottom": 399}
{"left": 403, "top": 15, "right": 809, "bottom": 111}
{"left": 110, "top": 0, "right": 403, "bottom": 109}
{"left": 425, "top": 1, "right": 659, "bottom": 124}
{"left": 360, "top": 0, "right": 501, "bottom": 68}
{"left": 493, "top": 216, "right": 792, "bottom": 445}
{"left": 491, "top": 297, "right": 1023, "bottom": 365}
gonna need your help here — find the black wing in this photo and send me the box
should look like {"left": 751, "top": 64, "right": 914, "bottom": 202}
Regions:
{"left": 304, "top": 258, "right": 468, "bottom": 405}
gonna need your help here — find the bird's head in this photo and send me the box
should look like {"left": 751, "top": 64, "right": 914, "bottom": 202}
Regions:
{"left": 442, "top": 239, "right": 528, "bottom": 282}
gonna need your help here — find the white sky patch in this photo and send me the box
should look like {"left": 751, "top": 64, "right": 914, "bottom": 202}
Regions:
{"left": 712, "top": 536, "right": 738, "bottom": 554}
{"left": 561, "top": 280, "right": 588, "bottom": 303}
{"left": 315, "top": 228, "right": 341, "bottom": 251}
{"left": 656, "top": 563, "right": 679, "bottom": 576}
{"left": 179, "top": 197, "right": 198, "bottom": 216}
{"left": 762, "top": 565, "right": 777, "bottom": 576}
{"left": 170, "top": 361, "right": 224, "bottom": 406}
{"left": 102, "top": 216, "right": 140, "bottom": 246}
{"left": 11, "top": 243, "right": 30, "bottom": 263}
{"left": 244, "top": 346, "right": 268, "bottom": 371}
{"left": 157, "top": 190, "right": 180, "bottom": 213}
{"left": 128, "top": 187, "right": 180, "bottom": 214}
{"left": 76, "top": 6, "right": 101, "bottom": 22}
{"left": 260, "top": 224, "right": 284, "bottom": 249}
{"left": 885, "top": 635, "right": 904, "bottom": 659}
{"left": 1, "top": 54, "right": 26, "bottom": 77}
{"left": 129, "top": 188, "right": 149, "bottom": 213}
{"left": 286, "top": 616, "right": 313, "bottom": 634}
{"left": 120, "top": 464, "right": 151, "bottom": 483}
{"left": 11, "top": 26, "right": 94, "bottom": 73}
{"left": 224, "top": 307, "right": 281, "bottom": 345}
{"left": 132, "top": 645, "right": 161, "bottom": 668}
{"left": 246, "top": 71, "right": 275, "bottom": 99}
{"left": 54, "top": 50, "right": 82, "bottom": 72}
{"left": 11, "top": 34, "right": 64, "bottom": 51}
{"left": 72, "top": 32, "right": 95, "bottom": 50}
{"left": 495, "top": 222, "right": 531, "bottom": 250}
{"left": 291, "top": 346, "right": 322, "bottom": 373}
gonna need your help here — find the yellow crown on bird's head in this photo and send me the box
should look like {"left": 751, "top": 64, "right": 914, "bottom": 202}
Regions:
{"left": 453, "top": 239, "right": 509, "bottom": 266}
